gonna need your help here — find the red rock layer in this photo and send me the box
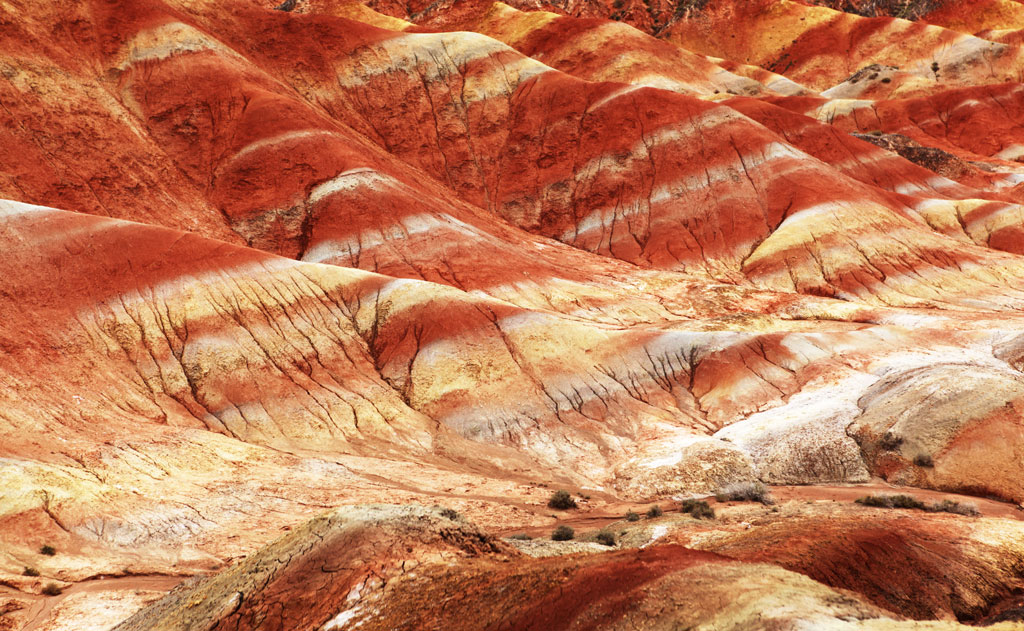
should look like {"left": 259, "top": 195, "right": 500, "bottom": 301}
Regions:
{"left": 6, "top": 2, "right": 1024, "bottom": 627}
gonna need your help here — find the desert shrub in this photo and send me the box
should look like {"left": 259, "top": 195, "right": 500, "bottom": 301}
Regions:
{"left": 855, "top": 494, "right": 925, "bottom": 510}
{"left": 855, "top": 494, "right": 891, "bottom": 508}
{"left": 548, "top": 490, "right": 577, "bottom": 510}
{"left": 23, "top": 567, "right": 39, "bottom": 577}
{"left": 625, "top": 510, "right": 640, "bottom": 522}
{"left": 646, "top": 505, "right": 663, "bottom": 518}
{"left": 595, "top": 531, "right": 616, "bottom": 546}
{"left": 856, "top": 495, "right": 884, "bottom": 507}
{"left": 551, "top": 525, "right": 575, "bottom": 541}
{"left": 439, "top": 507, "right": 460, "bottom": 520}
{"left": 891, "top": 494, "right": 926, "bottom": 510}
{"left": 507, "top": 533, "right": 532, "bottom": 540}
{"left": 39, "top": 545, "right": 56, "bottom": 556}
{"left": 715, "top": 481, "right": 774, "bottom": 505}
{"left": 879, "top": 433, "right": 903, "bottom": 451}
{"left": 913, "top": 454, "right": 934, "bottom": 467}
{"left": 927, "top": 499, "right": 980, "bottom": 517}
{"left": 41, "top": 582, "right": 62, "bottom": 596}
{"left": 680, "top": 499, "right": 715, "bottom": 519}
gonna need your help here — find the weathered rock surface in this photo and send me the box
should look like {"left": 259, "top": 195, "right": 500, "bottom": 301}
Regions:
{"left": 5, "top": 0, "right": 1024, "bottom": 628}
{"left": 113, "top": 503, "right": 1024, "bottom": 630}
{"left": 690, "top": 500, "right": 1024, "bottom": 623}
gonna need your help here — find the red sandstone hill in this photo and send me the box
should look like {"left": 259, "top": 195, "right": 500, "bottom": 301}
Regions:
{"left": 4, "top": 0, "right": 1024, "bottom": 629}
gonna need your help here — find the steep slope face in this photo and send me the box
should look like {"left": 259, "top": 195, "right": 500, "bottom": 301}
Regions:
{"left": 659, "top": 1, "right": 1024, "bottom": 97}
{"left": 12, "top": 0, "right": 1024, "bottom": 309}
{"left": 416, "top": 1, "right": 787, "bottom": 98}
{"left": 203, "top": 2, "right": 1024, "bottom": 312}
{"left": 670, "top": 498, "right": 1024, "bottom": 622}
{"left": 0, "top": 3, "right": 238, "bottom": 241}
{"left": 8, "top": 198, "right": 1024, "bottom": 519}
{"left": 736, "top": 516, "right": 1024, "bottom": 621}
{"left": 111, "top": 505, "right": 510, "bottom": 631}
{"left": 366, "top": 0, "right": 1024, "bottom": 97}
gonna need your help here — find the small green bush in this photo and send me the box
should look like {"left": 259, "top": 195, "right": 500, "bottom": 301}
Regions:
{"left": 551, "top": 525, "right": 575, "bottom": 541}
{"left": 595, "top": 531, "right": 616, "bottom": 546}
{"left": 680, "top": 498, "right": 715, "bottom": 519}
{"left": 41, "top": 582, "right": 62, "bottom": 596}
{"left": 913, "top": 454, "right": 934, "bottom": 467}
{"left": 439, "top": 507, "right": 460, "bottom": 520}
{"left": 715, "top": 482, "right": 774, "bottom": 505}
{"left": 39, "top": 545, "right": 56, "bottom": 556}
{"left": 548, "top": 490, "right": 578, "bottom": 510}
{"left": 507, "top": 533, "right": 532, "bottom": 540}
{"left": 646, "top": 505, "right": 663, "bottom": 518}
{"left": 625, "top": 510, "right": 640, "bottom": 522}
{"left": 23, "top": 567, "right": 39, "bottom": 577}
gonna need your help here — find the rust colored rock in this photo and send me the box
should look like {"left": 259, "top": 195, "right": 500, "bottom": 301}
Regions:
{"left": 6, "top": 1, "right": 1024, "bottom": 629}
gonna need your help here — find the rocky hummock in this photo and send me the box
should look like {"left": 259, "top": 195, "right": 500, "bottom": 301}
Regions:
{"left": 112, "top": 504, "right": 1024, "bottom": 630}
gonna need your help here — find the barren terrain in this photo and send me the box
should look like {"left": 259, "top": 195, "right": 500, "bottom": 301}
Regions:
{"left": 3, "top": 0, "right": 1024, "bottom": 629}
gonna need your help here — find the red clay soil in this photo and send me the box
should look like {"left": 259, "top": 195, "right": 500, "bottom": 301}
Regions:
{"left": 321, "top": 544, "right": 738, "bottom": 631}
{"left": 492, "top": 546, "right": 729, "bottom": 631}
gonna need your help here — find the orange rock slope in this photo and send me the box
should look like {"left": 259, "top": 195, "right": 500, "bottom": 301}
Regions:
{"left": 4, "top": 0, "right": 1024, "bottom": 629}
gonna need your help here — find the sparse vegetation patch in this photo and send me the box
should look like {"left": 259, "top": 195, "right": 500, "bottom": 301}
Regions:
{"left": 855, "top": 493, "right": 925, "bottom": 510}
{"left": 855, "top": 494, "right": 979, "bottom": 516}
{"left": 595, "top": 531, "right": 616, "bottom": 546}
{"left": 715, "top": 481, "right": 774, "bottom": 505}
{"left": 41, "top": 582, "right": 62, "bottom": 596}
{"left": 551, "top": 525, "right": 575, "bottom": 541}
{"left": 680, "top": 498, "right": 715, "bottom": 519}
{"left": 548, "top": 490, "right": 577, "bottom": 510}
{"left": 927, "top": 499, "right": 980, "bottom": 516}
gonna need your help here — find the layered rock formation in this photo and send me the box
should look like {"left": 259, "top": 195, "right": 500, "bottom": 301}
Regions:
{"left": 3, "top": 0, "right": 1024, "bottom": 628}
